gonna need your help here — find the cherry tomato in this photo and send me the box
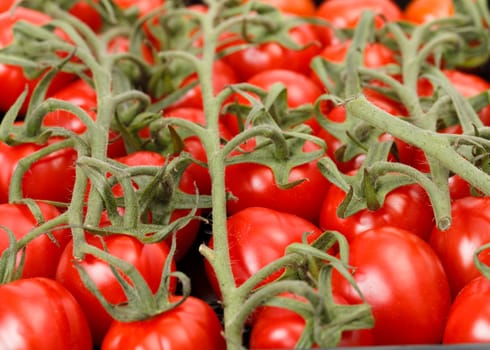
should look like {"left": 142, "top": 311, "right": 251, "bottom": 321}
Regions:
{"left": 404, "top": 0, "right": 454, "bottom": 24}
{"left": 249, "top": 293, "right": 374, "bottom": 348}
{"left": 314, "top": 0, "right": 402, "bottom": 46}
{"left": 430, "top": 196, "right": 490, "bottom": 297}
{"left": 233, "top": 69, "right": 324, "bottom": 133}
{"left": 319, "top": 183, "right": 434, "bottom": 243}
{"left": 0, "top": 0, "right": 14, "bottom": 13}
{"left": 204, "top": 207, "right": 323, "bottom": 298}
{"left": 225, "top": 140, "right": 330, "bottom": 224}
{"left": 222, "top": 22, "right": 322, "bottom": 81}
{"left": 0, "top": 202, "right": 70, "bottom": 279}
{"left": 443, "top": 275, "right": 490, "bottom": 344}
{"left": 243, "top": 0, "right": 317, "bottom": 17}
{"left": 332, "top": 226, "right": 451, "bottom": 345}
{"left": 168, "top": 59, "right": 239, "bottom": 110}
{"left": 0, "top": 277, "right": 93, "bottom": 350}
{"left": 101, "top": 295, "right": 226, "bottom": 350}
{"left": 69, "top": 0, "right": 165, "bottom": 33}
{"left": 0, "top": 137, "right": 77, "bottom": 204}
{"left": 0, "top": 7, "right": 74, "bottom": 114}
{"left": 112, "top": 150, "right": 202, "bottom": 261}
{"left": 161, "top": 107, "right": 232, "bottom": 195}
{"left": 55, "top": 234, "right": 176, "bottom": 345}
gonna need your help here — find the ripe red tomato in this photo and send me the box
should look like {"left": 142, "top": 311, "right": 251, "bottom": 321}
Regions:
{"left": 0, "top": 0, "right": 14, "bottom": 13}
{"left": 0, "top": 137, "right": 77, "bottom": 204}
{"left": 101, "top": 295, "right": 226, "bottom": 350}
{"left": 443, "top": 275, "right": 490, "bottom": 344}
{"left": 404, "top": 0, "right": 454, "bottom": 24}
{"left": 314, "top": 0, "right": 402, "bottom": 46}
{"left": 160, "top": 107, "right": 232, "bottom": 195}
{"left": 204, "top": 207, "right": 323, "bottom": 298}
{"left": 233, "top": 69, "right": 324, "bottom": 133}
{"left": 225, "top": 140, "right": 330, "bottom": 224}
{"left": 316, "top": 40, "right": 397, "bottom": 68}
{"left": 69, "top": 0, "right": 165, "bottom": 32}
{"left": 332, "top": 226, "right": 451, "bottom": 345}
{"left": 42, "top": 79, "right": 127, "bottom": 158}
{"left": 55, "top": 234, "right": 176, "bottom": 345}
{"left": 0, "top": 7, "right": 74, "bottom": 114}
{"left": 112, "top": 150, "right": 202, "bottom": 260}
{"left": 0, "top": 277, "right": 93, "bottom": 350}
{"left": 319, "top": 183, "right": 434, "bottom": 243}
{"left": 242, "top": 0, "right": 317, "bottom": 17}
{"left": 430, "top": 196, "right": 490, "bottom": 297}
{"left": 222, "top": 22, "right": 322, "bottom": 81}
{"left": 168, "top": 59, "right": 239, "bottom": 110}
{"left": 0, "top": 202, "right": 70, "bottom": 279}
{"left": 249, "top": 293, "right": 374, "bottom": 348}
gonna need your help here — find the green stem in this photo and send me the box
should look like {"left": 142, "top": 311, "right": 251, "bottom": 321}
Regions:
{"left": 346, "top": 95, "right": 490, "bottom": 195}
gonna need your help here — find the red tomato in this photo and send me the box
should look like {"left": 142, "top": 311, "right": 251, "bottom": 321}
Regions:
{"left": 204, "top": 207, "right": 323, "bottom": 298}
{"left": 0, "top": 0, "right": 14, "bottom": 13}
{"left": 404, "top": 0, "right": 454, "bottom": 24}
{"left": 0, "top": 202, "right": 70, "bottom": 279}
{"left": 225, "top": 140, "right": 330, "bottom": 224}
{"left": 443, "top": 275, "right": 490, "bottom": 344}
{"left": 112, "top": 150, "right": 202, "bottom": 260}
{"left": 69, "top": 0, "right": 165, "bottom": 32}
{"left": 319, "top": 183, "right": 434, "bottom": 243}
{"left": 0, "top": 277, "right": 92, "bottom": 350}
{"left": 0, "top": 137, "right": 77, "bottom": 204}
{"left": 160, "top": 107, "right": 232, "bottom": 195}
{"left": 243, "top": 0, "right": 317, "bottom": 17}
{"left": 101, "top": 295, "right": 226, "bottom": 350}
{"left": 168, "top": 59, "right": 239, "bottom": 110}
{"left": 316, "top": 40, "right": 397, "bottom": 68}
{"left": 233, "top": 69, "right": 324, "bottom": 133}
{"left": 316, "top": 89, "right": 404, "bottom": 173}
{"left": 43, "top": 79, "right": 127, "bottom": 158}
{"left": 56, "top": 234, "right": 176, "bottom": 345}
{"left": 430, "top": 196, "right": 490, "bottom": 297}
{"left": 222, "top": 22, "right": 322, "bottom": 81}
{"left": 249, "top": 293, "right": 374, "bottom": 348}
{"left": 0, "top": 7, "right": 74, "bottom": 114}
{"left": 314, "top": 0, "right": 402, "bottom": 46}
{"left": 332, "top": 226, "right": 451, "bottom": 345}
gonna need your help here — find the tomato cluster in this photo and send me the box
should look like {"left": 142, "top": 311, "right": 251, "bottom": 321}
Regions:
{"left": 0, "top": 0, "right": 489, "bottom": 349}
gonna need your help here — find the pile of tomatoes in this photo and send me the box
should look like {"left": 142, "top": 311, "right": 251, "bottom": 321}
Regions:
{"left": 0, "top": 0, "right": 489, "bottom": 349}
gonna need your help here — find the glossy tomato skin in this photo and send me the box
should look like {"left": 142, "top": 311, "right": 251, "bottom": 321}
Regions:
{"left": 0, "top": 7, "right": 74, "bottom": 114}
{"left": 204, "top": 207, "right": 323, "bottom": 297}
{"left": 319, "top": 183, "right": 434, "bottom": 243}
{"left": 113, "top": 150, "right": 202, "bottom": 261}
{"left": 314, "top": 0, "right": 402, "bottom": 46}
{"left": 332, "top": 226, "right": 451, "bottom": 345}
{"left": 249, "top": 293, "right": 374, "bottom": 349}
{"left": 430, "top": 196, "right": 490, "bottom": 297}
{"left": 101, "top": 295, "right": 226, "bottom": 350}
{"left": 43, "top": 79, "right": 127, "bottom": 158}
{"left": 168, "top": 59, "right": 239, "bottom": 110}
{"left": 0, "top": 277, "right": 92, "bottom": 350}
{"left": 0, "top": 138, "right": 77, "bottom": 204}
{"left": 443, "top": 275, "right": 490, "bottom": 344}
{"left": 222, "top": 22, "right": 322, "bottom": 81}
{"left": 225, "top": 140, "right": 330, "bottom": 224}
{"left": 243, "top": 0, "right": 316, "bottom": 17}
{"left": 0, "top": 202, "right": 70, "bottom": 279}
{"left": 238, "top": 69, "right": 324, "bottom": 133}
{"left": 69, "top": 0, "right": 165, "bottom": 32}
{"left": 56, "top": 234, "right": 176, "bottom": 345}
{"left": 404, "top": 0, "right": 454, "bottom": 24}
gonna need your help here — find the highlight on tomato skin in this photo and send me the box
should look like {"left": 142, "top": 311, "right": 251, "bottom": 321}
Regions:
{"left": 403, "top": 0, "right": 454, "bottom": 24}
